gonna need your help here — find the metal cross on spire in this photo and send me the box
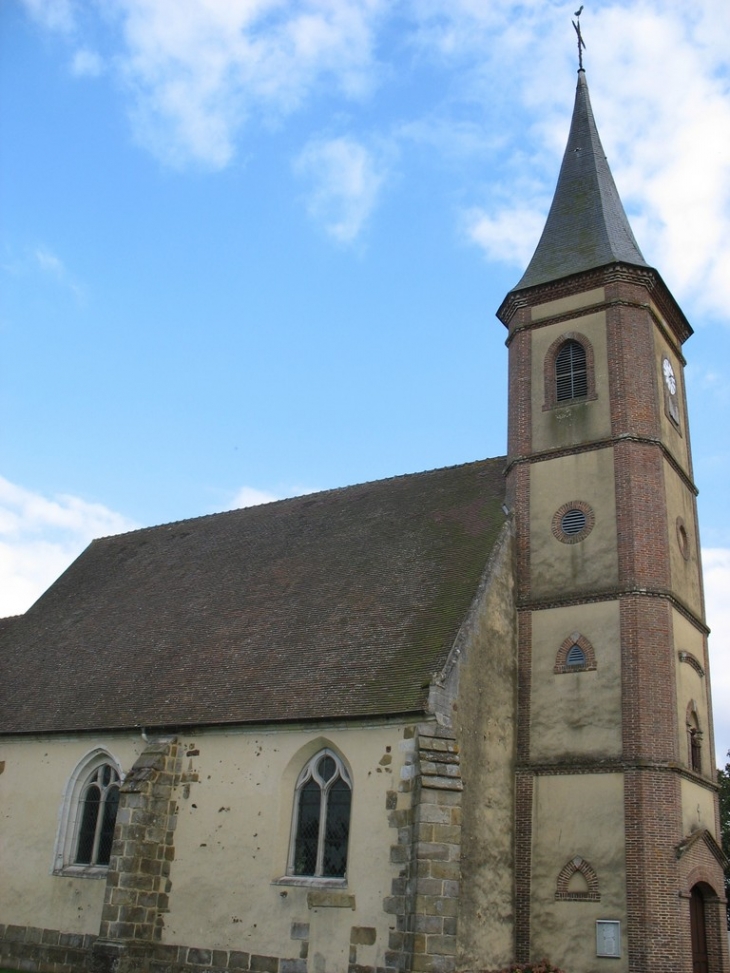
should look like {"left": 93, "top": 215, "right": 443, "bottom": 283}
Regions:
{"left": 572, "top": 6, "right": 586, "bottom": 71}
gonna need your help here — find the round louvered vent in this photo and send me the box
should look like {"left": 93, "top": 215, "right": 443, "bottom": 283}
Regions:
{"left": 552, "top": 500, "right": 595, "bottom": 544}
{"left": 561, "top": 508, "right": 586, "bottom": 534}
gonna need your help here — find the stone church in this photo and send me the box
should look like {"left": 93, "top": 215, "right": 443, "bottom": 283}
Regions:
{"left": 1, "top": 66, "right": 727, "bottom": 973}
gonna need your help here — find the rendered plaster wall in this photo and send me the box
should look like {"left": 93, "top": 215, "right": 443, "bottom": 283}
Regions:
{"left": 0, "top": 733, "right": 144, "bottom": 934}
{"left": 530, "top": 601, "right": 622, "bottom": 761}
{"left": 164, "top": 721, "right": 412, "bottom": 970}
{"left": 680, "top": 777, "right": 718, "bottom": 841}
{"left": 652, "top": 325, "right": 691, "bottom": 474}
{"left": 529, "top": 288, "right": 606, "bottom": 324}
{"left": 530, "top": 309, "right": 612, "bottom": 455}
{"left": 673, "top": 609, "right": 712, "bottom": 774}
{"left": 453, "top": 526, "right": 517, "bottom": 969}
{"left": 530, "top": 772, "right": 627, "bottom": 973}
{"left": 664, "top": 459, "right": 703, "bottom": 619}
{"left": 529, "top": 448, "right": 619, "bottom": 600}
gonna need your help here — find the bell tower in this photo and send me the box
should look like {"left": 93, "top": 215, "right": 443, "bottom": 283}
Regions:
{"left": 498, "top": 68, "right": 729, "bottom": 971}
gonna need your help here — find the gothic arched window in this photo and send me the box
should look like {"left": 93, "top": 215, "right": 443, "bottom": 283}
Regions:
{"left": 290, "top": 749, "right": 352, "bottom": 880}
{"left": 53, "top": 749, "right": 122, "bottom": 876}
{"left": 555, "top": 339, "right": 588, "bottom": 402}
{"left": 686, "top": 704, "right": 703, "bottom": 774}
{"left": 75, "top": 762, "right": 120, "bottom": 866}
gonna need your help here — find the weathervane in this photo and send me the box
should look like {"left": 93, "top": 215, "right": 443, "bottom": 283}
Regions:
{"left": 572, "top": 6, "right": 586, "bottom": 71}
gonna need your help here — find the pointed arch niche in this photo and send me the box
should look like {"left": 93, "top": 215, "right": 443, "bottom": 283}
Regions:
{"left": 554, "top": 632, "right": 597, "bottom": 674}
{"left": 555, "top": 855, "right": 601, "bottom": 902}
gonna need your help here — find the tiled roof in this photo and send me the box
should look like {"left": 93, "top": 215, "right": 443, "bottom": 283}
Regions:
{"left": 0, "top": 459, "right": 507, "bottom": 734}
{"left": 513, "top": 70, "right": 648, "bottom": 292}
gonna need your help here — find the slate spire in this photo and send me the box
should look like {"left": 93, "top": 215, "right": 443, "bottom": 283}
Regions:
{"left": 512, "top": 69, "right": 647, "bottom": 292}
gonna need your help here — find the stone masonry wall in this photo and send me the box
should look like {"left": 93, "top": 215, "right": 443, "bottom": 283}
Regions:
{"left": 384, "top": 723, "right": 462, "bottom": 973}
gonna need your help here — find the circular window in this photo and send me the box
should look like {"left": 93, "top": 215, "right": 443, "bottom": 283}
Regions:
{"left": 552, "top": 501, "right": 595, "bottom": 544}
{"left": 676, "top": 517, "right": 690, "bottom": 560}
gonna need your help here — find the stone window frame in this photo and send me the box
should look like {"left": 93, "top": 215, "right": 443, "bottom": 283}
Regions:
{"left": 284, "top": 748, "right": 353, "bottom": 886}
{"left": 554, "top": 632, "right": 597, "bottom": 674}
{"left": 543, "top": 331, "right": 597, "bottom": 411}
{"left": 52, "top": 747, "right": 124, "bottom": 878}
{"left": 555, "top": 855, "right": 601, "bottom": 902}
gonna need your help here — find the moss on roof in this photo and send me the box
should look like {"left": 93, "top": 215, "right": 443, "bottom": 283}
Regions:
{"left": 0, "top": 458, "right": 507, "bottom": 733}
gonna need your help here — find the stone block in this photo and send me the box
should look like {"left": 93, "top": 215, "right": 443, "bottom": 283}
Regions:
{"left": 187, "top": 947, "right": 213, "bottom": 965}
{"left": 290, "top": 922, "right": 309, "bottom": 940}
{"left": 228, "top": 950, "right": 251, "bottom": 970}
{"left": 250, "top": 954, "right": 278, "bottom": 973}
{"left": 416, "top": 805, "right": 452, "bottom": 825}
{"left": 350, "top": 926, "right": 376, "bottom": 945}
{"left": 415, "top": 842, "right": 449, "bottom": 861}
{"left": 426, "top": 935, "right": 456, "bottom": 956}
{"left": 382, "top": 896, "right": 404, "bottom": 915}
{"left": 307, "top": 890, "right": 355, "bottom": 909}
{"left": 430, "top": 825, "right": 461, "bottom": 844}
{"left": 412, "top": 915, "right": 442, "bottom": 934}
{"left": 280, "top": 961, "right": 306, "bottom": 973}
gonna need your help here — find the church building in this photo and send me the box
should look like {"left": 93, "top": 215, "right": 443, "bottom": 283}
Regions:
{"left": 1, "top": 64, "right": 727, "bottom": 973}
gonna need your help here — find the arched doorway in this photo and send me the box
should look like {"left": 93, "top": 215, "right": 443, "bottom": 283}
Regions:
{"left": 690, "top": 883, "right": 710, "bottom": 973}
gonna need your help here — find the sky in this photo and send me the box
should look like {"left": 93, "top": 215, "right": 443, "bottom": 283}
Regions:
{"left": 1, "top": 0, "right": 729, "bottom": 756}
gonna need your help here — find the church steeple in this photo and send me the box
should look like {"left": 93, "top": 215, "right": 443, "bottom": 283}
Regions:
{"left": 513, "top": 70, "right": 647, "bottom": 292}
{"left": 499, "top": 58, "right": 728, "bottom": 972}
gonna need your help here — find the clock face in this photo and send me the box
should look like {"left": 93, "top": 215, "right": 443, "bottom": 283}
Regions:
{"left": 663, "top": 357, "right": 677, "bottom": 396}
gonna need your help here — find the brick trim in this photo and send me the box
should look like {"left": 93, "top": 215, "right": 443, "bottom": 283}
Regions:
{"left": 551, "top": 500, "right": 595, "bottom": 544}
{"left": 553, "top": 631, "right": 597, "bottom": 674}
{"left": 504, "top": 434, "right": 699, "bottom": 497}
{"left": 542, "top": 331, "right": 597, "bottom": 410}
{"left": 676, "top": 516, "right": 691, "bottom": 560}
{"left": 555, "top": 856, "right": 600, "bottom": 902}
{"left": 513, "top": 771, "right": 533, "bottom": 963}
{"left": 497, "top": 263, "right": 693, "bottom": 347}
{"left": 678, "top": 650, "right": 705, "bottom": 677}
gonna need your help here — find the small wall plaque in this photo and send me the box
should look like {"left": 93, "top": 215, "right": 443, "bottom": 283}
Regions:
{"left": 596, "top": 920, "right": 621, "bottom": 957}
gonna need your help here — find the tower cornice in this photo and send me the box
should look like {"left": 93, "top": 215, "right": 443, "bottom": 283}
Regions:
{"left": 498, "top": 262, "right": 693, "bottom": 346}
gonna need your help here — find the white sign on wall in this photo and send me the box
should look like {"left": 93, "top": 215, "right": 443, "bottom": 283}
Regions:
{"left": 596, "top": 920, "right": 621, "bottom": 958}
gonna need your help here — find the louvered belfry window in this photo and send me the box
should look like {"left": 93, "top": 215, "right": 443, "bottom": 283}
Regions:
{"left": 566, "top": 643, "right": 586, "bottom": 667}
{"left": 292, "top": 750, "right": 351, "bottom": 879}
{"left": 555, "top": 339, "right": 588, "bottom": 401}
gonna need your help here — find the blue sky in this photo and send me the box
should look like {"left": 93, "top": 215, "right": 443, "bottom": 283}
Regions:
{"left": 2, "top": 0, "right": 730, "bottom": 754}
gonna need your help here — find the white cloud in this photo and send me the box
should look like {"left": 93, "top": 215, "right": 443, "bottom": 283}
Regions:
{"left": 295, "top": 136, "right": 389, "bottom": 242}
{"left": 464, "top": 205, "right": 546, "bottom": 269}
{"left": 230, "top": 486, "right": 280, "bottom": 509}
{"left": 225, "top": 483, "right": 317, "bottom": 511}
{"left": 71, "top": 48, "right": 104, "bottom": 78}
{"left": 33, "top": 246, "right": 83, "bottom": 300}
{"left": 704, "top": 548, "right": 730, "bottom": 764}
{"left": 116, "top": 0, "right": 386, "bottom": 169}
{"left": 21, "top": 0, "right": 76, "bottom": 33}
{"left": 0, "top": 476, "right": 136, "bottom": 617}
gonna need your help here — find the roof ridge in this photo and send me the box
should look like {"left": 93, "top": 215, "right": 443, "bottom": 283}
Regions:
{"left": 91, "top": 456, "right": 507, "bottom": 543}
